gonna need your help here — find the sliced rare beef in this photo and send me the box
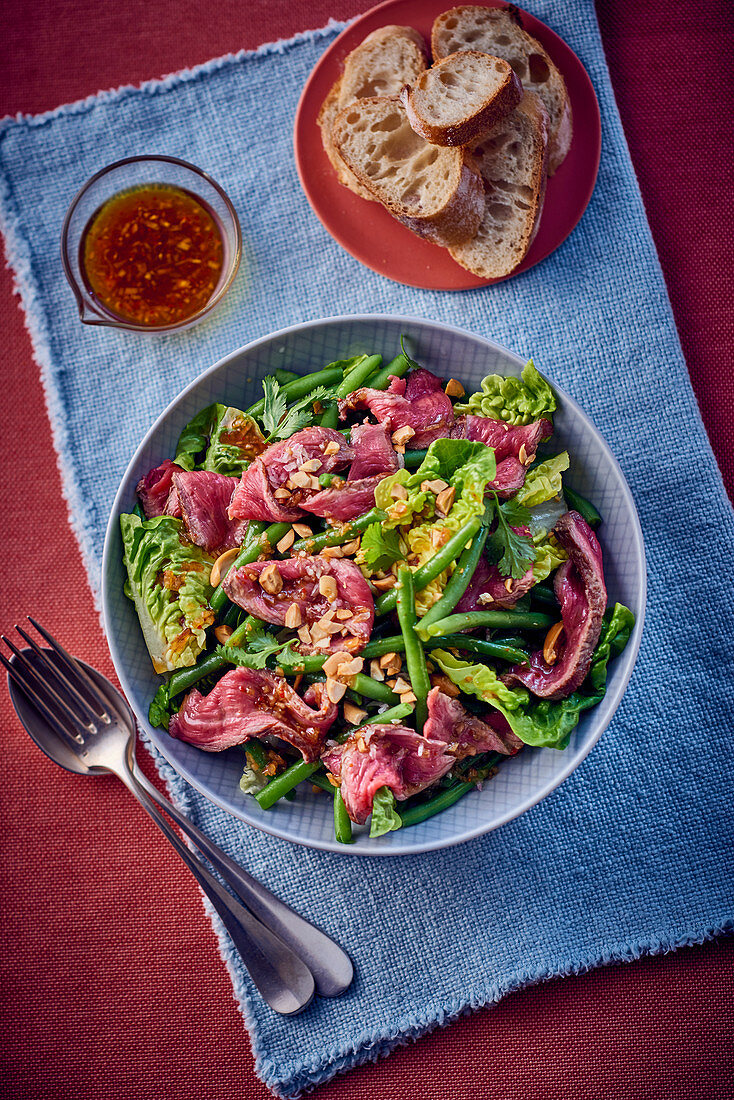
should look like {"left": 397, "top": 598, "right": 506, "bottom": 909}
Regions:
{"left": 455, "top": 552, "right": 535, "bottom": 611}
{"left": 339, "top": 368, "right": 455, "bottom": 447}
{"left": 503, "top": 511, "right": 607, "bottom": 699}
{"left": 303, "top": 422, "right": 401, "bottom": 520}
{"left": 322, "top": 724, "right": 454, "bottom": 824}
{"left": 228, "top": 427, "right": 354, "bottom": 523}
{"left": 223, "top": 555, "right": 374, "bottom": 654}
{"left": 453, "top": 415, "right": 553, "bottom": 461}
{"left": 172, "top": 470, "right": 248, "bottom": 554}
{"left": 423, "top": 688, "right": 523, "bottom": 757}
{"left": 136, "top": 459, "right": 182, "bottom": 519}
{"left": 323, "top": 689, "right": 521, "bottom": 824}
{"left": 169, "top": 666, "right": 336, "bottom": 761}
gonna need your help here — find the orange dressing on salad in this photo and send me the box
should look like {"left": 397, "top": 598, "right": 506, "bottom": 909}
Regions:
{"left": 80, "top": 184, "right": 225, "bottom": 327}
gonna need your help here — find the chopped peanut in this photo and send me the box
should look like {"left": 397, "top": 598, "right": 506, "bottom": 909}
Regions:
{"left": 301, "top": 458, "right": 321, "bottom": 473}
{"left": 340, "top": 539, "right": 360, "bottom": 556}
{"left": 390, "top": 482, "right": 408, "bottom": 501}
{"left": 430, "top": 528, "right": 450, "bottom": 549}
{"left": 356, "top": 735, "right": 368, "bottom": 753}
{"left": 327, "top": 773, "right": 341, "bottom": 787}
{"left": 422, "top": 478, "right": 449, "bottom": 495}
{"left": 323, "top": 650, "right": 352, "bottom": 677}
{"left": 259, "top": 561, "right": 283, "bottom": 595}
{"left": 399, "top": 691, "right": 417, "bottom": 705}
{"left": 430, "top": 672, "right": 461, "bottom": 697}
{"left": 370, "top": 659, "right": 385, "bottom": 681}
{"left": 343, "top": 702, "right": 368, "bottom": 726}
{"left": 378, "top": 652, "right": 398, "bottom": 669}
{"left": 372, "top": 574, "right": 397, "bottom": 591}
{"left": 504, "top": 578, "right": 514, "bottom": 593}
{"left": 297, "top": 624, "right": 313, "bottom": 645}
{"left": 392, "top": 425, "right": 415, "bottom": 447}
{"left": 518, "top": 443, "right": 530, "bottom": 466}
{"left": 335, "top": 608, "right": 352, "bottom": 620}
{"left": 326, "top": 678, "right": 347, "bottom": 703}
{"left": 214, "top": 624, "right": 233, "bottom": 645}
{"left": 209, "top": 547, "right": 239, "bottom": 588}
{"left": 292, "top": 522, "right": 312, "bottom": 538}
{"left": 392, "top": 676, "right": 412, "bottom": 695}
{"left": 273, "top": 487, "right": 292, "bottom": 501}
{"left": 319, "top": 574, "right": 338, "bottom": 602}
{"left": 276, "top": 528, "right": 295, "bottom": 554}
{"left": 320, "top": 545, "right": 344, "bottom": 559}
{"left": 284, "top": 602, "right": 302, "bottom": 629}
{"left": 338, "top": 656, "right": 364, "bottom": 679}
{"left": 444, "top": 378, "right": 465, "bottom": 398}
{"left": 288, "top": 471, "right": 311, "bottom": 489}
{"left": 435, "top": 486, "right": 456, "bottom": 516}
{"left": 323, "top": 440, "right": 341, "bottom": 456}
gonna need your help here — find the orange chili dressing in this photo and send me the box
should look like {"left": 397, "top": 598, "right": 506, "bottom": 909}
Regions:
{"left": 80, "top": 183, "right": 225, "bottom": 327}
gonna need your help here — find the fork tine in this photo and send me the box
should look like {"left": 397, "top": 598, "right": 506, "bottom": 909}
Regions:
{"left": 1, "top": 636, "right": 96, "bottom": 737}
{"left": 0, "top": 650, "right": 85, "bottom": 749}
{"left": 14, "top": 625, "right": 111, "bottom": 728}
{"left": 27, "top": 617, "right": 111, "bottom": 722}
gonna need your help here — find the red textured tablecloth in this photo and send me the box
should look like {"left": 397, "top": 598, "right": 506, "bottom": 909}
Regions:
{"left": 1, "top": 3, "right": 732, "bottom": 1098}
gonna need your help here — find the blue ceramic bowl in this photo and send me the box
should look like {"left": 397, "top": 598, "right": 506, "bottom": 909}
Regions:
{"left": 102, "top": 315, "right": 646, "bottom": 855}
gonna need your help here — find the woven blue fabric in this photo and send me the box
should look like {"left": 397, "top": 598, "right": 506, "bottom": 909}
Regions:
{"left": 1, "top": 4, "right": 732, "bottom": 1095}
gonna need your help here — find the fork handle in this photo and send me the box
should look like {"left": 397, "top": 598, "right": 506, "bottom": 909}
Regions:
{"left": 116, "top": 769, "right": 314, "bottom": 1016}
{"left": 132, "top": 767, "right": 353, "bottom": 998}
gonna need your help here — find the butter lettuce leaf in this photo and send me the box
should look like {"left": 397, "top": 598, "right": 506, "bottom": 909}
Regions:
{"left": 370, "top": 786, "right": 403, "bottom": 837}
{"left": 121, "top": 513, "right": 214, "bottom": 673}
{"left": 516, "top": 452, "right": 570, "bottom": 508}
{"left": 455, "top": 360, "right": 557, "bottom": 425}
{"left": 432, "top": 604, "right": 635, "bottom": 750}
{"left": 203, "top": 404, "right": 267, "bottom": 476}
{"left": 531, "top": 530, "right": 568, "bottom": 584}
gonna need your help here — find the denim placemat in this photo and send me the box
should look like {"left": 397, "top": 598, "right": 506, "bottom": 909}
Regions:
{"left": 1, "top": 3, "right": 732, "bottom": 1095}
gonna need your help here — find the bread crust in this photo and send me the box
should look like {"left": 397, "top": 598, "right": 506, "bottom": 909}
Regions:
{"left": 449, "top": 91, "right": 549, "bottom": 279}
{"left": 317, "top": 78, "right": 377, "bottom": 201}
{"left": 332, "top": 96, "right": 484, "bottom": 248}
{"left": 401, "top": 51, "right": 522, "bottom": 147}
{"left": 431, "top": 5, "right": 572, "bottom": 174}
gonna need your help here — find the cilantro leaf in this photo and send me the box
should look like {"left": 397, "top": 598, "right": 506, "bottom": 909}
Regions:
{"left": 148, "top": 682, "right": 174, "bottom": 730}
{"left": 261, "top": 376, "right": 288, "bottom": 438}
{"left": 489, "top": 492, "right": 535, "bottom": 580}
{"left": 216, "top": 635, "right": 304, "bottom": 672}
{"left": 360, "top": 523, "right": 402, "bottom": 571}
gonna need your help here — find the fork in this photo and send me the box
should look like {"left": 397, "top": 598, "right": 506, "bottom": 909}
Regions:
{"left": 2, "top": 619, "right": 352, "bottom": 1014}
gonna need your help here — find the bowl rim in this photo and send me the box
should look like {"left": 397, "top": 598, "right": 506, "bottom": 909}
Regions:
{"left": 102, "top": 313, "right": 647, "bottom": 855}
{"left": 60, "top": 154, "right": 242, "bottom": 333}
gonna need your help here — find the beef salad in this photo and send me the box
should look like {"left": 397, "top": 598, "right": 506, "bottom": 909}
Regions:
{"left": 121, "top": 342, "right": 634, "bottom": 843}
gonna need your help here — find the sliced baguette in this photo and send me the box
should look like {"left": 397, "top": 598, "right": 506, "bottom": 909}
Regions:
{"left": 432, "top": 6, "right": 572, "bottom": 174}
{"left": 332, "top": 95, "right": 484, "bottom": 247}
{"left": 338, "top": 25, "right": 427, "bottom": 107}
{"left": 401, "top": 50, "right": 522, "bottom": 147}
{"left": 449, "top": 92, "right": 549, "bottom": 279}
{"left": 318, "top": 25, "right": 428, "bottom": 201}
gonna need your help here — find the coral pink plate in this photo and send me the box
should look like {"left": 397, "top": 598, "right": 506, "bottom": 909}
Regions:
{"left": 294, "top": 0, "right": 601, "bottom": 290}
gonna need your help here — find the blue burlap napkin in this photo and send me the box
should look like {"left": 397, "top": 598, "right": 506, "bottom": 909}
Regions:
{"left": 2, "top": 3, "right": 732, "bottom": 1095}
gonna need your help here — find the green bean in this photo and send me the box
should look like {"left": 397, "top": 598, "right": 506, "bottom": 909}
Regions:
{"left": 168, "top": 651, "right": 227, "bottom": 698}
{"left": 132, "top": 501, "right": 145, "bottom": 521}
{"left": 227, "top": 615, "right": 264, "bottom": 646}
{"left": 398, "top": 754, "right": 503, "bottom": 828}
{"left": 309, "top": 772, "right": 335, "bottom": 794}
{"left": 319, "top": 404, "right": 339, "bottom": 429}
{"left": 364, "top": 633, "right": 528, "bottom": 665}
{"left": 418, "top": 608, "right": 554, "bottom": 640}
{"left": 530, "top": 583, "right": 558, "bottom": 607}
{"left": 220, "top": 602, "right": 242, "bottom": 628}
{"left": 255, "top": 758, "right": 320, "bottom": 809}
{"left": 210, "top": 521, "right": 289, "bottom": 612}
{"left": 243, "top": 738, "right": 269, "bottom": 769}
{"left": 292, "top": 507, "right": 386, "bottom": 554}
{"left": 403, "top": 449, "right": 428, "bottom": 468}
{"left": 564, "top": 486, "right": 602, "bottom": 529}
{"left": 367, "top": 353, "right": 410, "bottom": 391}
{"left": 335, "top": 354, "right": 382, "bottom": 399}
{"left": 244, "top": 366, "right": 344, "bottom": 421}
{"left": 272, "top": 368, "right": 300, "bottom": 385}
{"left": 362, "top": 702, "right": 414, "bottom": 726}
{"left": 375, "top": 515, "right": 484, "bottom": 616}
{"left": 415, "top": 524, "right": 490, "bottom": 632}
{"left": 333, "top": 788, "right": 354, "bottom": 844}
{"left": 427, "top": 634, "right": 529, "bottom": 665}
{"left": 349, "top": 673, "right": 400, "bottom": 704}
{"left": 396, "top": 566, "right": 430, "bottom": 730}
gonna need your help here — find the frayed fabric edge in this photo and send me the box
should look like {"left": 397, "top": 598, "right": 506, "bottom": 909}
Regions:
{"left": 261, "top": 918, "right": 734, "bottom": 1098}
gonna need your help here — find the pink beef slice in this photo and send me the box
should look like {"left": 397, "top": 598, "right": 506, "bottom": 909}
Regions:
{"left": 453, "top": 416, "right": 553, "bottom": 461}
{"left": 503, "top": 511, "right": 607, "bottom": 699}
{"left": 223, "top": 556, "right": 374, "bottom": 654}
{"left": 303, "top": 422, "right": 400, "bottom": 521}
{"left": 423, "top": 688, "right": 523, "bottom": 757}
{"left": 136, "top": 459, "right": 182, "bottom": 518}
{"left": 169, "top": 667, "right": 336, "bottom": 761}
{"left": 339, "top": 368, "right": 455, "bottom": 447}
{"left": 228, "top": 427, "right": 353, "bottom": 523}
{"left": 455, "top": 550, "right": 534, "bottom": 611}
{"left": 171, "top": 470, "right": 248, "bottom": 554}
{"left": 322, "top": 724, "right": 455, "bottom": 824}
